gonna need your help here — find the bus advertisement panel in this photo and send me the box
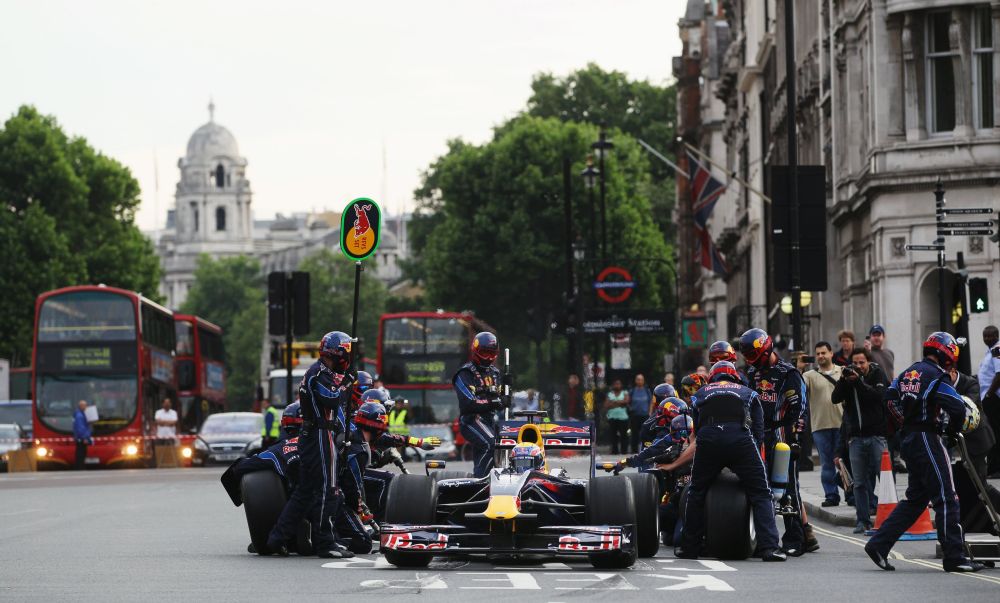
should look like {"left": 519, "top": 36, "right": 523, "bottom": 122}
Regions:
{"left": 377, "top": 312, "right": 491, "bottom": 423}
{"left": 32, "top": 286, "right": 177, "bottom": 467}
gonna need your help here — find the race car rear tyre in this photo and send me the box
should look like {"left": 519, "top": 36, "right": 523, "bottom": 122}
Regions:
{"left": 586, "top": 475, "right": 638, "bottom": 569}
{"left": 704, "top": 469, "right": 756, "bottom": 560}
{"left": 430, "top": 470, "right": 474, "bottom": 482}
{"left": 624, "top": 472, "right": 660, "bottom": 558}
{"left": 241, "top": 470, "right": 287, "bottom": 556}
{"left": 383, "top": 474, "right": 438, "bottom": 568}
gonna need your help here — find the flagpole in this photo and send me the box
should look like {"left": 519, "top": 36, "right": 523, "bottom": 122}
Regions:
{"left": 681, "top": 142, "right": 772, "bottom": 205}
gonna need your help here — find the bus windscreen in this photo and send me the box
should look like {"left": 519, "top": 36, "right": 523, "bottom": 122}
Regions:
{"left": 381, "top": 317, "right": 469, "bottom": 385}
{"left": 35, "top": 374, "right": 137, "bottom": 435}
{"left": 38, "top": 292, "right": 136, "bottom": 342}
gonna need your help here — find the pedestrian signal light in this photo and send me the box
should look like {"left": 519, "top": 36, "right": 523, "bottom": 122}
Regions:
{"left": 969, "top": 278, "right": 989, "bottom": 314}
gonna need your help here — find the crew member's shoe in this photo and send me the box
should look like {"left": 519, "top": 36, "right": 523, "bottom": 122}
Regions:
{"left": 761, "top": 549, "right": 787, "bottom": 562}
{"left": 864, "top": 544, "right": 895, "bottom": 571}
{"left": 853, "top": 523, "right": 867, "bottom": 534}
{"left": 247, "top": 543, "right": 256, "bottom": 554}
{"left": 943, "top": 559, "right": 984, "bottom": 573}
{"left": 318, "top": 544, "right": 356, "bottom": 559}
{"left": 782, "top": 545, "right": 805, "bottom": 557}
{"left": 673, "top": 547, "right": 698, "bottom": 559}
{"left": 265, "top": 536, "right": 289, "bottom": 557}
{"left": 803, "top": 524, "right": 820, "bottom": 552}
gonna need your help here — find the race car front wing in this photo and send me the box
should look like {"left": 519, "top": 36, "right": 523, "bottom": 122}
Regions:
{"left": 379, "top": 523, "right": 634, "bottom": 556}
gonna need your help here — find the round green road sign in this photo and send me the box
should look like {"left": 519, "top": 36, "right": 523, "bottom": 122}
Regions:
{"left": 340, "top": 197, "right": 382, "bottom": 261}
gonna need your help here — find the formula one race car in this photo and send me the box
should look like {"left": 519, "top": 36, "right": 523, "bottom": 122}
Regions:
{"left": 378, "top": 411, "right": 659, "bottom": 568}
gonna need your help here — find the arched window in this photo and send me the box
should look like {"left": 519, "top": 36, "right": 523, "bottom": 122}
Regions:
{"left": 216, "top": 206, "right": 226, "bottom": 231}
{"left": 215, "top": 164, "right": 225, "bottom": 188}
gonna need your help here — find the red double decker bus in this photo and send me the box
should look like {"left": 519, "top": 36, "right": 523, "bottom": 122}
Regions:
{"left": 32, "top": 286, "right": 176, "bottom": 467}
{"left": 173, "top": 315, "right": 226, "bottom": 433}
{"left": 377, "top": 311, "right": 491, "bottom": 423}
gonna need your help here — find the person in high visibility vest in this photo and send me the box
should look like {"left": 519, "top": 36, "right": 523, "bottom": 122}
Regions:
{"left": 388, "top": 398, "right": 409, "bottom": 437}
{"left": 261, "top": 399, "right": 282, "bottom": 449}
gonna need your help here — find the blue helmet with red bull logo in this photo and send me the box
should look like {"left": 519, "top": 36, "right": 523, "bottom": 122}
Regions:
{"left": 354, "top": 400, "right": 388, "bottom": 432}
{"left": 471, "top": 332, "right": 499, "bottom": 367}
{"left": 319, "top": 331, "right": 353, "bottom": 372}
{"left": 653, "top": 383, "right": 677, "bottom": 404}
{"left": 280, "top": 402, "right": 302, "bottom": 436}
{"left": 654, "top": 396, "right": 688, "bottom": 426}
{"left": 709, "top": 340, "right": 738, "bottom": 363}
{"left": 709, "top": 361, "right": 741, "bottom": 383}
{"left": 670, "top": 414, "right": 694, "bottom": 442}
{"left": 923, "top": 331, "right": 959, "bottom": 369}
{"left": 739, "top": 328, "right": 773, "bottom": 368}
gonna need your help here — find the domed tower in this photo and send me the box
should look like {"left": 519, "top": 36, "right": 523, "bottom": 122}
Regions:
{"left": 175, "top": 100, "right": 252, "bottom": 244}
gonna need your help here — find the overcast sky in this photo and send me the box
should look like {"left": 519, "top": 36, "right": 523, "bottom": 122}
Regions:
{"left": 2, "top": 1, "right": 683, "bottom": 231}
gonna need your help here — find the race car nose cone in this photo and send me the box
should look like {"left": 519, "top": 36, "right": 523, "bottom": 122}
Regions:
{"left": 484, "top": 495, "right": 521, "bottom": 520}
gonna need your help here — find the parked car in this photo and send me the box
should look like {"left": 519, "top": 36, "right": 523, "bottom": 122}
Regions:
{"left": 0, "top": 400, "right": 32, "bottom": 441}
{"left": 192, "top": 412, "right": 262, "bottom": 466}
{"left": 0, "top": 423, "right": 25, "bottom": 470}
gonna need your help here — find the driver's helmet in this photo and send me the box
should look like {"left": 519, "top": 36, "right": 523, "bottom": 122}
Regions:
{"left": 510, "top": 443, "right": 544, "bottom": 473}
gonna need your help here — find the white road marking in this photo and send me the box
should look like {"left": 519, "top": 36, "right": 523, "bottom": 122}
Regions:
{"left": 359, "top": 573, "right": 447, "bottom": 590}
{"left": 457, "top": 572, "right": 542, "bottom": 589}
{"left": 641, "top": 573, "right": 735, "bottom": 591}
{"left": 655, "top": 559, "right": 737, "bottom": 572}
{"left": 546, "top": 572, "right": 639, "bottom": 590}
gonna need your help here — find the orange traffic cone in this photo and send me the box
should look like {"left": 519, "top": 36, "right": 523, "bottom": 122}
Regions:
{"left": 868, "top": 449, "right": 936, "bottom": 540}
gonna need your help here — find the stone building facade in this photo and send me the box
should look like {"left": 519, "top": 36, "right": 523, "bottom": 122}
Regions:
{"left": 678, "top": 0, "right": 1000, "bottom": 370}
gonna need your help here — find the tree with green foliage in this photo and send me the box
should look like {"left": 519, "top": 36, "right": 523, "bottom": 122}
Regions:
{"left": 299, "top": 249, "right": 387, "bottom": 357}
{"left": 0, "top": 105, "right": 161, "bottom": 364}
{"left": 412, "top": 116, "right": 672, "bottom": 382}
{"left": 181, "top": 255, "right": 264, "bottom": 410}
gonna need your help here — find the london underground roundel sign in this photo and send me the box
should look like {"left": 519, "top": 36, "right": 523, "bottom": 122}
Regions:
{"left": 594, "top": 266, "right": 635, "bottom": 304}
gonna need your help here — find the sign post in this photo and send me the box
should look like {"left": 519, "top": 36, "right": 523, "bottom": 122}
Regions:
{"left": 340, "top": 197, "right": 382, "bottom": 365}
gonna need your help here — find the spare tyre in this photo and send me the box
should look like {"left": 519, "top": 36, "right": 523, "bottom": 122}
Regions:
{"left": 585, "top": 475, "right": 638, "bottom": 569}
{"left": 241, "top": 471, "right": 287, "bottom": 556}
{"left": 704, "top": 469, "right": 756, "bottom": 560}
{"left": 382, "top": 474, "right": 439, "bottom": 567}
{"left": 624, "top": 472, "right": 660, "bottom": 557}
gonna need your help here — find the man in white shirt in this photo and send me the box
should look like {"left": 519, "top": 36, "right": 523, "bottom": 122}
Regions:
{"left": 154, "top": 398, "right": 179, "bottom": 444}
{"left": 978, "top": 326, "right": 1000, "bottom": 477}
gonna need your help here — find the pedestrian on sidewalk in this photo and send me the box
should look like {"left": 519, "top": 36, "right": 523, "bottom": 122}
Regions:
{"left": 831, "top": 348, "right": 888, "bottom": 533}
{"left": 803, "top": 342, "right": 844, "bottom": 507}
{"left": 978, "top": 325, "right": 1000, "bottom": 478}
{"left": 948, "top": 366, "right": 995, "bottom": 480}
{"left": 604, "top": 379, "right": 630, "bottom": 455}
{"left": 627, "top": 374, "right": 653, "bottom": 453}
{"left": 832, "top": 330, "right": 855, "bottom": 367}
{"left": 865, "top": 324, "right": 895, "bottom": 377}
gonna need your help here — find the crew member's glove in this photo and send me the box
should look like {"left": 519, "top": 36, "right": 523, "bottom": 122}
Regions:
{"left": 358, "top": 502, "right": 374, "bottom": 523}
{"left": 408, "top": 436, "right": 441, "bottom": 450}
{"left": 613, "top": 457, "right": 630, "bottom": 473}
{"left": 338, "top": 372, "right": 356, "bottom": 392}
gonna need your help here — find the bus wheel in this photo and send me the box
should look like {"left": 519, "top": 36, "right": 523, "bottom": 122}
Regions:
{"left": 241, "top": 471, "right": 287, "bottom": 555}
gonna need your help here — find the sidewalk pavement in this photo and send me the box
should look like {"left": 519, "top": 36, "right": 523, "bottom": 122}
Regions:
{"left": 797, "top": 459, "right": 1000, "bottom": 528}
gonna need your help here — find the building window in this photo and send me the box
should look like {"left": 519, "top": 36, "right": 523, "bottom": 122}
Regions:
{"left": 190, "top": 202, "right": 199, "bottom": 233}
{"left": 215, "top": 207, "right": 226, "bottom": 231}
{"left": 215, "top": 164, "right": 225, "bottom": 188}
{"left": 926, "top": 11, "right": 957, "bottom": 133}
{"left": 973, "top": 6, "right": 995, "bottom": 129}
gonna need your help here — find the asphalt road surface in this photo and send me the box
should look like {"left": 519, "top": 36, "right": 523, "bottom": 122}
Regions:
{"left": 2, "top": 459, "right": 999, "bottom": 601}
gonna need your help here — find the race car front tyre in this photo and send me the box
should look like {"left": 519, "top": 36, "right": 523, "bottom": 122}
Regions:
{"left": 586, "top": 475, "right": 638, "bottom": 569}
{"left": 704, "top": 469, "right": 756, "bottom": 560}
{"left": 624, "top": 472, "right": 660, "bottom": 558}
{"left": 430, "top": 470, "right": 474, "bottom": 482}
{"left": 383, "top": 474, "right": 439, "bottom": 567}
{"left": 241, "top": 470, "right": 287, "bottom": 556}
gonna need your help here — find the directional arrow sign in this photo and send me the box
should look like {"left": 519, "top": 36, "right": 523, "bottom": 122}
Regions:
{"left": 905, "top": 244, "right": 944, "bottom": 251}
{"left": 942, "top": 208, "right": 994, "bottom": 215}
{"left": 937, "top": 229, "right": 994, "bottom": 236}
{"left": 937, "top": 221, "right": 994, "bottom": 228}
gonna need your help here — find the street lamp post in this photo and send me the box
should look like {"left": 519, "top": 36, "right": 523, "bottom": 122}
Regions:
{"left": 592, "top": 125, "right": 613, "bottom": 262}
{"left": 581, "top": 155, "right": 599, "bottom": 259}
{"left": 573, "top": 239, "right": 587, "bottom": 379}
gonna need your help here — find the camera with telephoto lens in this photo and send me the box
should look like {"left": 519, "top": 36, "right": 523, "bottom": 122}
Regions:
{"left": 991, "top": 346, "right": 1000, "bottom": 359}
{"left": 842, "top": 366, "right": 857, "bottom": 378}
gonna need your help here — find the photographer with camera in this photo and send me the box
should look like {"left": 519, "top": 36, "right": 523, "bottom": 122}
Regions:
{"left": 832, "top": 348, "right": 889, "bottom": 534}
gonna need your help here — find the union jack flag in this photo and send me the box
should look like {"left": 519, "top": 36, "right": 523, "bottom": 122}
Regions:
{"left": 694, "top": 223, "right": 728, "bottom": 277}
{"left": 687, "top": 149, "right": 726, "bottom": 227}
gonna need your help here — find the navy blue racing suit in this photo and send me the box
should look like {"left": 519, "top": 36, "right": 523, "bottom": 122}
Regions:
{"left": 867, "top": 359, "right": 969, "bottom": 564}
{"left": 267, "top": 361, "right": 351, "bottom": 551}
{"left": 220, "top": 437, "right": 301, "bottom": 507}
{"left": 679, "top": 379, "right": 781, "bottom": 554}
{"left": 748, "top": 359, "right": 807, "bottom": 551}
{"left": 454, "top": 361, "right": 503, "bottom": 477}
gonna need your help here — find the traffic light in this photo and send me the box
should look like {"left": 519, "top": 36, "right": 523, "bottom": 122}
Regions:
{"left": 969, "top": 277, "right": 989, "bottom": 313}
